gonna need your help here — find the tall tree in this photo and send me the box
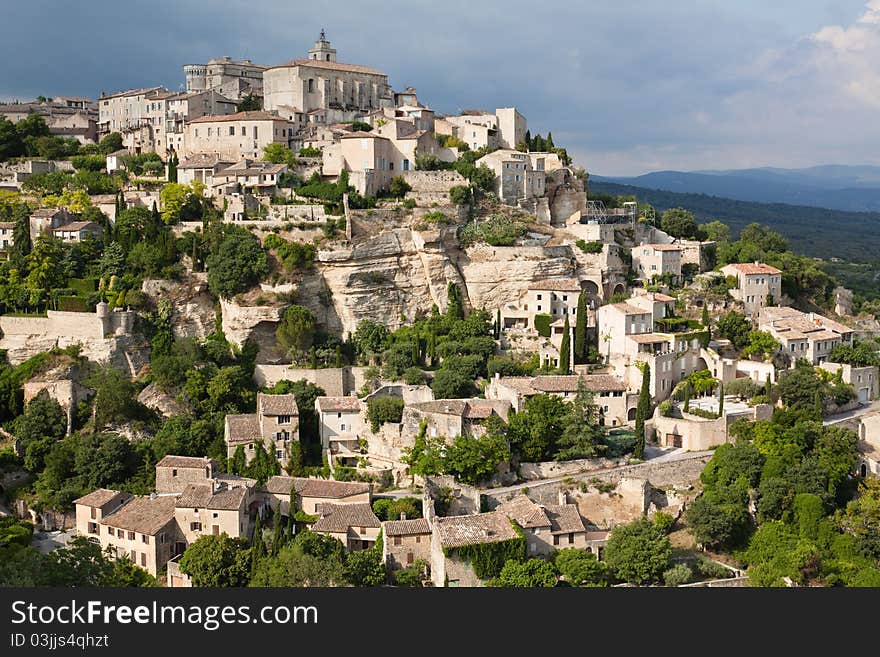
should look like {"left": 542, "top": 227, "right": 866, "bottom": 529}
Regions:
{"left": 559, "top": 314, "right": 571, "bottom": 374}
{"left": 446, "top": 282, "right": 464, "bottom": 320}
{"left": 634, "top": 363, "right": 651, "bottom": 459}
{"left": 555, "top": 377, "right": 605, "bottom": 460}
{"left": 574, "top": 291, "right": 588, "bottom": 364}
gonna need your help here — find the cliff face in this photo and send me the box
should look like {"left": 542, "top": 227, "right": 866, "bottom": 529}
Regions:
{"left": 292, "top": 226, "right": 611, "bottom": 336}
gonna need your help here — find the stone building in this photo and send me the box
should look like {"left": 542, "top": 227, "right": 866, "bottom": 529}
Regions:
{"left": 436, "top": 107, "right": 526, "bottom": 150}
{"left": 0, "top": 221, "right": 14, "bottom": 253}
{"left": 174, "top": 483, "right": 252, "bottom": 546}
{"left": 73, "top": 489, "right": 132, "bottom": 542}
{"left": 759, "top": 306, "right": 855, "bottom": 367}
{"left": 651, "top": 398, "right": 773, "bottom": 450}
{"left": 210, "top": 159, "right": 288, "bottom": 197}
{"left": 155, "top": 455, "right": 219, "bottom": 494}
{"left": 430, "top": 511, "right": 522, "bottom": 587}
{"left": 183, "top": 57, "right": 267, "bottom": 101}
{"left": 51, "top": 221, "right": 103, "bottom": 243}
{"left": 163, "top": 90, "right": 238, "bottom": 154}
{"left": 263, "top": 33, "right": 393, "bottom": 122}
{"left": 177, "top": 153, "right": 234, "bottom": 188}
{"left": 315, "top": 396, "right": 366, "bottom": 455}
{"left": 857, "top": 411, "right": 880, "bottom": 478}
{"left": 720, "top": 262, "right": 783, "bottom": 318}
{"left": 185, "top": 111, "right": 296, "bottom": 161}
{"left": 262, "top": 475, "right": 371, "bottom": 516}
{"left": 485, "top": 373, "right": 633, "bottom": 427}
{"left": 401, "top": 398, "right": 511, "bottom": 441}
{"left": 499, "top": 278, "right": 582, "bottom": 331}
{"left": 29, "top": 207, "right": 72, "bottom": 243}
{"left": 495, "top": 494, "right": 590, "bottom": 556}
{"left": 223, "top": 392, "right": 299, "bottom": 466}
{"left": 311, "top": 502, "right": 381, "bottom": 551}
{"left": 631, "top": 243, "right": 682, "bottom": 284}
{"left": 819, "top": 362, "right": 878, "bottom": 403}
{"left": 476, "top": 149, "right": 547, "bottom": 206}
{"left": 382, "top": 517, "right": 432, "bottom": 572}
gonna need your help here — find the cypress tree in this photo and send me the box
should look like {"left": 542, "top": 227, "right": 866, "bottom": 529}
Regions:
{"left": 701, "top": 305, "right": 709, "bottom": 327}
{"left": 524, "top": 130, "right": 531, "bottom": 150}
{"left": 559, "top": 314, "right": 571, "bottom": 374}
{"left": 546, "top": 131, "right": 555, "bottom": 150}
{"left": 495, "top": 308, "right": 502, "bottom": 340}
{"left": 446, "top": 282, "right": 464, "bottom": 320}
{"left": 411, "top": 337, "right": 420, "bottom": 366}
{"left": 718, "top": 383, "right": 724, "bottom": 416}
{"left": 634, "top": 363, "right": 651, "bottom": 459}
{"left": 427, "top": 330, "right": 436, "bottom": 367}
{"left": 272, "top": 512, "right": 285, "bottom": 555}
{"left": 813, "top": 389, "right": 823, "bottom": 419}
{"left": 335, "top": 345, "right": 343, "bottom": 368}
{"left": 574, "top": 291, "right": 588, "bottom": 364}
{"left": 250, "top": 513, "right": 266, "bottom": 576}
{"left": 683, "top": 383, "right": 691, "bottom": 412}
{"left": 310, "top": 346, "right": 317, "bottom": 369}
{"left": 765, "top": 374, "right": 772, "bottom": 399}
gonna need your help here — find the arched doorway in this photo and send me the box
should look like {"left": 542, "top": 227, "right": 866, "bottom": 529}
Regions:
{"left": 862, "top": 463, "right": 868, "bottom": 478}
{"left": 611, "top": 283, "right": 626, "bottom": 298}
{"left": 627, "top": 407, "right": 638, "bottom": 421}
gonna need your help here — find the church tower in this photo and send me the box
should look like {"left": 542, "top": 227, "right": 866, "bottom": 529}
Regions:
{"left": 308, "top": 29, "right": 337, "bottom": 62}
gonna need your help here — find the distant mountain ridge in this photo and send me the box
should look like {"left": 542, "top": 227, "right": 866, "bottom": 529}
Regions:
{"left": 593, "top": 165, "right": 880, "bottom": 212}
{"left": 587, "top": 180, "right": 880, "bottom": 264}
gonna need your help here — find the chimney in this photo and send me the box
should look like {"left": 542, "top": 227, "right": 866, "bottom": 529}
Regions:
{"left": 149, "top": 492, "right": 157, "bottom": 500}
{"left": 399, "top": 512, "right": 407, "bottom": 521}
{"left": 558, "top": 490, "right": 568, "bottom": 506}
{"left": 754, "top": 261, "right": 760, "bottom": 266}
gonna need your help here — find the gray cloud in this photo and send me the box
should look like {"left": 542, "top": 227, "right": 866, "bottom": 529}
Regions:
{"left": 0, "top": 0, "right": 872, "bottom": 174}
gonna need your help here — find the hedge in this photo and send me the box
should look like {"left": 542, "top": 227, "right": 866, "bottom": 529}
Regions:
{"left": 534, "top": 314, "right": 552, "bottom": 337}
{"left": 443, "top": 520, "right": 526, "bottom": 579}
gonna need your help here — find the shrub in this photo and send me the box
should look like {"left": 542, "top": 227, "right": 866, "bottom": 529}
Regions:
{"left": 449, "top": 185, "right": 470, "bottom": 206}
{"left": 575, "top": 239, "right": 603, "bottom": 254}
{"left": 422, "top": 211, "right": 450, "bottom": 224}
{"left": 534, "top": 314, "right": 552, "bottom": 338}
{"left": 663, "top": 563, "right": 693, "bottom": 587}
{"left": 366, "top": 397, "right": 404, "bottom": 432}
{"left": 458, "top": 214, "right": 527, "bottom": 247}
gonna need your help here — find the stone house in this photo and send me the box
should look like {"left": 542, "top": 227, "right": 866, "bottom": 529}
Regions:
{"left": 382, "top": 517, "right": 432, "bottom": 572}
{"left": 164, "top": 89, "right": 238, "bottom": 154}
{"left": 51, "top": 221, "right": 103, "bottom": 243}
{"left": 94, "top": 494, "right": 179, "bottom": 577}
{"left": 759, "top": 307, "right": 855, "bottom": 366}
{"left": 155, "top": 455, "right": 218, "bottom": 494}
{"left": 436, "top": 107, "right": 526, "bottom": 151}
{"left": 174, "top": 483, "right": 252, "bottom": 546}
{"left": 720, "top": 262, "right": 783, "bottom": 317}
{"left": 819, "top": 362, "right": 878, "bottom": 403}
{"left": 485, "top": 373, "right": 633, "bottom": 427}
{"left": 211, "top": 159, "right": 288, "bottom": 197}
{"left": 631, "top": 243, "right": 682, "bottom": 284}
{"left": 0, "top": 221, "right": 15, "bottom": 253}
{"left": 311, "top": 502, "right": 381, "bottom": 551}
{"left": 499, "top": 278, "right": 582, "bottom": 331}
{"left": 596, "top": 301, "right": 654, "bottom": 359}
{"left": 262, "top": 475, "right": 371, "bottom": 516}
{"left": 315, "top": 395, "right": 366, "bottom": 455}
{"left": 224, "top": 392, "right": 299, "bottom": 466}
{"left": 185, "top": 111, "right": 296, "bottom": 161}
{"left": 430, "top": 511, "right": 522, "bottom": 587}
{"left": 29, "top": 207, "right": 72, "bottom": 243}
{"left": 401, "top": 398, "right": 511, "bottom": 440}
{"left": 97, "top": 86, "right": 166, "bottom": 139}
{"left": 495, "top": 494, "right": 590, "bottom": 556}
{"left": 476, "top": 149, "right": 547, "bottom": 206}
{"left": 177, "top": 153, "right": 234, "bottom": 189}
{"left": 73, "top": 488, "right": 132, "bottom": 542}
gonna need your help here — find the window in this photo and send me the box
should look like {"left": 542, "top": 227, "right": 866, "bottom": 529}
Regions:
{"left": 340, "top": 424, "right": 346, "bottom": 431}
{"left": 142, "top": 534, "right": 148, "bottom": 544}
{"left": 117, "top": 529, "right": 124, "bottom": 538}
{"left": 553, "top": 534, "right": 560, "bottom": 546}
{"left": 141, "top": 553, "right": 146, "bottom": 567}
{"left": 415, "top": 536, "right": 421, "bottom": 544}
{"left": 393, "top": 536, "right": 402, "bottom": 546}
{"left": 253, "top": 126, "right": 258, "bottom": 139}
{"left": 241, "top": 126, "right": 246, "bottom": 136}
{"left": 568, "top": 533, "right": 574, "bottom": 544}
{"left": 277, "top": 415, "right": 291, "bottom": 424}
{"left": 90, "top": 507, "right": 96, "bottom": 519}
{"left": 359, "top": 527, "right": 366, "bottom": 535}
{"left": 536, "top": 294, "right": 542, "bottom": 300}
{"left": 207, "top": 127, "right": 212, "bottom": 137}
{"left": 275, "top": 450, "right": 283, "bottom": 459}
{"left": 130, "top": 550, "right": 136, "bottom": 561}
{"left": 190, "top": 522, "right": 202, "bottom": 531}
{"left": 228, "top": 126, "right": 234, "bottom": 135}
{"left": 172, "top": 469, "right": 177, "bottom": 477}
{"left": 128, "top": 531, "right": 135, "bottom": 541}
{"left": 159, "top": 533, "right": 166, "bottom": 544}
{"left": 88, "top": 522, "right": 99, "bottom": 534}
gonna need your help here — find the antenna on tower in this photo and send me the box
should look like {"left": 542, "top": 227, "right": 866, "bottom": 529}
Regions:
{"left": 320, "top": 28, "right": 326, "bottom": 40}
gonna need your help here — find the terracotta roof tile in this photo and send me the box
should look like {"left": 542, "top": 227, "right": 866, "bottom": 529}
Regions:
{"left": 268, "top": 58, "right": 386, "bottom": 76}
{"left": 264, "top": 476, "right": 370, "bottom": 499}
{"left": 312, "top": 503, "right": 380, "bottom": 533}
{"left": 435, "top": 512, "right": 520, "bottom": 548}
{"left": 175, "top": 484, "right": 247, "bottom": 511}
{"left": 156, "top": 455, "right": 217, "bottom": 470}
{"left": 315, "top": 396, "right": 362, "bottom": 413}
{"left": 189, "top": 111, "right": 288, "bottom": 124}
{"left": 74, "top": 488, "right": 129, "bottom": 508}
{"left": 724, "top": 262, "right": 781, "bottom": 276}
{"left": 527, "top": 278, "right": 583, "bottom": 292}
{"left": 100, "top": 495, "right": 177, "bottom": 535}
{"left": 496, "top": 496, "right": 551, "bottom": 529}
{"left": 225, "top": 414, "right": 261, "bottom": 445}
{"left": 544, "top": 504, "right": 587, "bottom": 534}
{"left": 257, "top": 393, "right": 299, "bottom": 416}
{"left": 383, "top": 518, "right": 431, "bottom": 536}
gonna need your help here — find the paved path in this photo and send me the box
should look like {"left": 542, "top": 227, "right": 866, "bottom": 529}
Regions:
{"left": 823, "top": 400, "right": 880, "bottom": 426}
{"left": 483, "top": 448, "right": 714, "bottom": 497}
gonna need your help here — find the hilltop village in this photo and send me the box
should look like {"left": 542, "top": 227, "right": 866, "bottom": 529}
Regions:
{"left": 1, "top": 34, "right": 880, "bottom": 589}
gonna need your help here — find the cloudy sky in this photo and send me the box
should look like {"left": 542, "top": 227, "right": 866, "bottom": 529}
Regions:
{"left": 2, "top": 1, "right": 879, "bottom": 175}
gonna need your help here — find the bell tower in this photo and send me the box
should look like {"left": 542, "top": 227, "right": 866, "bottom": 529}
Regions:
{"left": 308, "top": 29, "right": 337, "bottom": 62}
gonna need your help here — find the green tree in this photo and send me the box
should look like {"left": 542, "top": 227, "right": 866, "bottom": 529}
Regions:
{"left": 574, "top": 291, "right": 588, "bottom": 364}
{"left": 555, "top": 377, "right": 606, "bottom": 460}
{"left": 496, "top": 558, "right": 558, "bottom": 587}
{"left": 441, "top": 426, "right": 510, "bottom": 485}
{"left": 742, "top": 331, "right": 780, "bottom": 361}
{"left": 431, "top": 368, "right": 475, "bottom": 399}
{"left": 554, "top": 548, "right": 608, "bottom": 586}
{"left": 604, "top": 517, "right": 672, "bottom": 585}
{"left": 633, "top": 363, "right": 651, "bottom": 459}
{"left": 716, "top": 311, "right": 752, "bottom": 350}
{"left": 276, "top": 305, "right": 316, "bottom": 362}
{"left": 446, "top": 282, "right": 464, "bottom": 320}
{"left": 262, "top": 143, "right": 297, "bottom": 166}
{"left": 250, "top": 512, "right": 266, "bottom": 576}
{"left": 685, "top": 491, "right": 751, "bottom": 550}
{"left": 250, "top": 542, "right": 345, "bottom": 586}
{"left": 237, "top": 94, "right": 261, "bottom": 111}
{"left": 388, "top": 176, "right": 412, "bottom": 200}
{"left": 178, "top": 534, "right": 252, "bottom": 587}
{"left": 344, "top": 546, "right": 386, "bottom": 586}
{"left": 366, "top": 396, "right": 405, "bottom": 432}
{"left": 206, "top": 228, "right": 269, "bottom": 298}
{"left": 352, "top": 320, "right": 388, "bottom": 362}
{"left": 777, "top": 362, "right": 824, "bottom": 413}
{"left": 506, "top": 393, "right": 568, "bottom": 462}
{"left": 660, "top": 207, "right": 698, "bottom": 239}
{"left": 558, "top": 313, "right": 571, "bottom": 374}
{"left": 449, "top": 185, "right": 470, "bottom": 205}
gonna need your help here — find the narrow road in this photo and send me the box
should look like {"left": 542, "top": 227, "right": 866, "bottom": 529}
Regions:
{"left": 823, "top": 400, "right": 880, "bottom": 426}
